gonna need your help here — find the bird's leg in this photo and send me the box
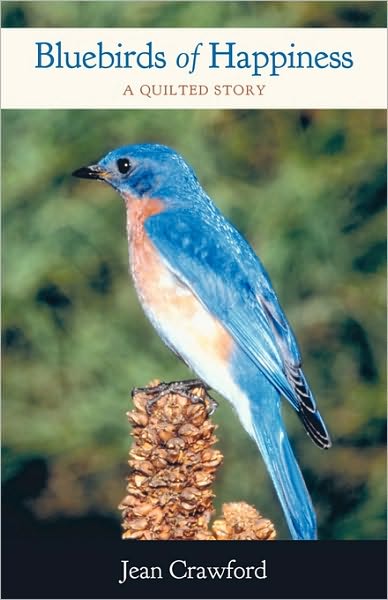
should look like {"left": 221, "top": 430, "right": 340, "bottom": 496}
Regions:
{"left": 132, "top": 379, "right": 218, "bottom": 416}
{"left": 157, "top": 379, "right": 219, "bottom": 415}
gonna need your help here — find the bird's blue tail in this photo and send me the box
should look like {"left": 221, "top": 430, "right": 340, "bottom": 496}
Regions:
{"left": 249, "top": 376, "right": 317, "bottom": 540}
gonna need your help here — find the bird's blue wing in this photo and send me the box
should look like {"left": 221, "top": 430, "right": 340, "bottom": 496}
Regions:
{"left": 145, "top": 206, "right": 302, "bottom": 410}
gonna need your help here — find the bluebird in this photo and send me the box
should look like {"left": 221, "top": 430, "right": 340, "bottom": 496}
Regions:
{"left": 73, "top": 143, "right": 331, "bottom": 540}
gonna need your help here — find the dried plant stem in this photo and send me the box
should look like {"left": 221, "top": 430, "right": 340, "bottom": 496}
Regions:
{"left": 119, "top": 380, "right": 276, "bottom": 541}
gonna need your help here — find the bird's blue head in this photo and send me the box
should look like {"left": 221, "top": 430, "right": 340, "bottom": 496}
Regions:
{"left": 72, "top": 143, "right": 200, "bottom": 203}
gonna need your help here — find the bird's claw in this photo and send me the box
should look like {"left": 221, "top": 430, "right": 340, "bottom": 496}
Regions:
{"left": 205, "top": 395, "right": 219, "bottom": 416}
{"left": 132, "top": 379, "right": 218, "bottom": 416}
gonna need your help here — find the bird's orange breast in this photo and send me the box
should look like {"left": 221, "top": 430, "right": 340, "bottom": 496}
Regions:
{"left": 125, "top": 196, "right": 233, "bottom": 363}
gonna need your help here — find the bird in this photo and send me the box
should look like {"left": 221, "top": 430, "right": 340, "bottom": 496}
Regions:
{"left": 73, "top": 143, "right": 331, "bottom": 540}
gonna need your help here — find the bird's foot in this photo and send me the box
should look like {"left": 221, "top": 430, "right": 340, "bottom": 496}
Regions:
{"left": 132, "top": 379, "right": 218, "bottom": 416}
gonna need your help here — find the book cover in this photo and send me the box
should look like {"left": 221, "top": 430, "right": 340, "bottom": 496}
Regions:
{"left": 1, "top": 1, "right": 387, "bottom": 598}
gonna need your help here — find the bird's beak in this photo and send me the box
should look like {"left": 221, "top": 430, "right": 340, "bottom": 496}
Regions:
{"left": 72, "top": 164, "right": 108, "bottom": 181}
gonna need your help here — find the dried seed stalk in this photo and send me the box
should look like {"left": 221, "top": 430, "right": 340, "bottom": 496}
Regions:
{"left": 119, "top": 381, "right": 276, "bottom": 541}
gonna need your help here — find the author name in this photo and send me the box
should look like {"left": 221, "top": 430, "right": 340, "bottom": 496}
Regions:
{"left": 118, "top": 558, "right": 267, "bottom": 582}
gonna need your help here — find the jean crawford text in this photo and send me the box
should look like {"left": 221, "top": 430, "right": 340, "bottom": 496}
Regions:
{"left": 118, "top": 558, "right": 267, "bottom": 582}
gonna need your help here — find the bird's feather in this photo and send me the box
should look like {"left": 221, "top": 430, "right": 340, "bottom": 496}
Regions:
{"left": 248, "top": 368, "right": 318, "bottom": 539}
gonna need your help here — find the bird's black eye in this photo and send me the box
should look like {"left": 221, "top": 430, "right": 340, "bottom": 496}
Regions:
{"left": 117, "top": 158, "right": 131, "bottom": 174}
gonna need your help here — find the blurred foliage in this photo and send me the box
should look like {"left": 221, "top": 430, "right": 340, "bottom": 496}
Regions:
{"left": 2, "top": 0, "right": 386, "bottom": 28}
{"left": 2, "top": 1, "right": 387, "bottom": 541}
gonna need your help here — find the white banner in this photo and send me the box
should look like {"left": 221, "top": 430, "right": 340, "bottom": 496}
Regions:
{"left": 1, "top": 27, "right": 387, "bottom": 109}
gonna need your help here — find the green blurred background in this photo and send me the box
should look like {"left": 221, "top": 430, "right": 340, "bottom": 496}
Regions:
{"left": 2, "top": 1, "right": 387, "bottom": 541}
